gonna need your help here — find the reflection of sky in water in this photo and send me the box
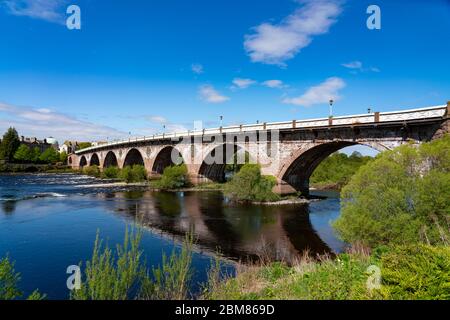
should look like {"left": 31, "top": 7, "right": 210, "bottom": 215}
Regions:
{"left": 309, "top": 190, "right": 347, "bottom": 253}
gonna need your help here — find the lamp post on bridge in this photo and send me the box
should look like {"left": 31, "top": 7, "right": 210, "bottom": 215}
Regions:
{"left": 329, "top": 99, "right": 334, "bottom": 118}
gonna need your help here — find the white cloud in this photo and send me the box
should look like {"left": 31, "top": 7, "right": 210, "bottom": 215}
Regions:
{"left": 0, "top": 102, "right": 125, "bottom": 143}
{"left": 342, "top": 61, "right": 380, "bottom": 73}
{"left": 199, "top": 85, "right": 230, "bottom": 104}
{"left": 191, "top": 63, "right": 204, "bottom": 75}
{"left": 2, "top": 0, "right": 67, "bottom": 24}
{"left": 148, "top": 116, "right": 167, "bottom": 124}
{"left": 244, "top": 0, "right": 342, "bottom": 66}
{"left": 283, "top": 77, "right": 345, "bottom": 106}
{"left": 262, "top": 80, "right": 287, "bottom": 89}
{"left": 341, "top": 61, "right": 363, "bottom": 70}
{"left": 231, "top": 78, "right": 256, "bottom": 89}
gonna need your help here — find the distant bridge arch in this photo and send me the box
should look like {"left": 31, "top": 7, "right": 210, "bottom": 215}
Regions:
{"left": 152, "top": 146, "right": 184, "bottom": 174}
{"left": 90, "top": 153, "right": 100, "bottom": 166}
{"left": 103, "top": 151, "right": 118, "bottom": 168}
{"left": 79, "top": 155, "right": 87, "bottom": 168}
{"left": 123, "top": 148, "right": 144, "bottom": 167}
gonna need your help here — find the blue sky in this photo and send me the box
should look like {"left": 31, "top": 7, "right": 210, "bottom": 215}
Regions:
{"left": 0, "top": 0, "right": 449, "bottom": 155}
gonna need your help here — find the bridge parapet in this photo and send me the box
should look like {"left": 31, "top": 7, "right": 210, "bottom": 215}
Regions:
{"left": 75, "top": 105, "right": 447, "bottom": 155}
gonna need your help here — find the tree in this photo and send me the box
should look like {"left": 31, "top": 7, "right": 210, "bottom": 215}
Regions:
{"left": 310, "top": 151, "right": 373, "bottom": 189}
{"left": 59, "top": 151, "right": 68, "bottom": 163}
{"left": 224, "top": 164, "right": 279, "bottom": 202}
{"left": 156, "top": 165, "right": 188, "bottom": 189}
{"left": 39, "top": 147, "right": 60, "bottom": 164}
{"left": 77, "top": 142, "right": 92, "bottom": 150}
{"left": 30, "top": 147, "right": 41, "bottom": 163}
{"left": 0, "top": 128, "right": 20, "bottom": 162}
{"left": 13, "top": 144, "right": 32, "bottom": 162}
{"left": 334, "top": 135, "right": 450, "bottom": 248}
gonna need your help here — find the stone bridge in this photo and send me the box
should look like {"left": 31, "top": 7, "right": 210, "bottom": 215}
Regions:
{"left": 69, "top": 103, "right": 449, "bottom": 195}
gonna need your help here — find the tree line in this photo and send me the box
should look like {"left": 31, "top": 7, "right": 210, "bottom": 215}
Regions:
{"left": 0, "top": 127, "right": 67, "bottom": 165}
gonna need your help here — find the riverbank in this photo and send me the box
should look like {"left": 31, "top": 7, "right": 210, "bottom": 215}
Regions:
{"left": 204, "top": 244, "right": 450, "bottom": 300}
{"left": 0, "top": 162, "right": 72, "bottom": 173}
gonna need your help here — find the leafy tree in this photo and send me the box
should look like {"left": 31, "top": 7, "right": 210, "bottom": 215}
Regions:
{"left": 310, "top": 151, "right": 373, "bottom": 189}
{"left": 77, "top": 142, "right": 92, "bottom": 150}
{"left": 224, "top": 164, "right": 280, "bottom": 202}
{"left": 59, "top": 151, "right": 68, "bottom": 163}
{"left": 102, "top": 166, "right": 120, "bottom": 179}
{"left": 39, "top": 147, "right": 60, "bottom": 164}
{"left": 30, "top": 147, "right": 41, "bottom": 163}
{"left": 155, "top": 164, "right": 189, "bottom": 189}
{"left": 334, "top": 136, "right": 450, "bottom": 247}
{"left": 0, "top": 127, "right": 20, "bottom": 162}
{"left": 13, "top": 144, "right": 32, "bottom": 162}
{"left": 119, "top": 165, "right": 147, "bottom": 183}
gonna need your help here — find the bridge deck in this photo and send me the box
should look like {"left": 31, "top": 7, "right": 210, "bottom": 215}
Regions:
{"left": 76, "top": 105, "right": 447, "bottom": 154}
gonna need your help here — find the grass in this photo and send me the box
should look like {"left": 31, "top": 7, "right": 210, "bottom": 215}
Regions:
{"left": 203, "top": 244, "right": 450, "bottom": 300}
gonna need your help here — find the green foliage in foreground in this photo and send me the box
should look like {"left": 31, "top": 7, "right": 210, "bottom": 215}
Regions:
{"left": 378, "top": 245, "right": 450, "bottom": 300}
{"left": 205, "top": 245, "right": 450, "bottom": 300}
{"left": 72, "top": 228, "right": 194, "bottom": 300}
{"left": 224, "top": 164, "right": 280, "bottom": 202}
{"left": 152, "top": 164, "right": 189, "bottom": 190}
{"left": 334, "top": 136, "right": 450, "bottom": 248}
{"left": 0, "top": 256, "right": 46, "bottom": 300}
{"left": 310, "top": 151, "right": 373, "bottom": 189}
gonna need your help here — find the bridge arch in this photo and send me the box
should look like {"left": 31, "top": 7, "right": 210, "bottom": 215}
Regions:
{"left": 79, "top": 156, "right": 87, "bottom": 168}
{"left": 90, "top": 153, "right": 100, "bottom": 166}
{"left": 152, "top": 146, "right": 184, "bottom": 174}
{"left": 278, "top": 141, "right": 383, "bottom": 195}
{"left": 198, "top": 143, "right": 253, "bottom": 182}
{"left": 103, "top": 151, "right": 118, "bottom": 168}
{"left": 123, "top": 148, "right": 144, "bottom": 167}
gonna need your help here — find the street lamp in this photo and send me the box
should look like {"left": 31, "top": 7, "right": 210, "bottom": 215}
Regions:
{"left": 329, "top": 99, "right": 334, "bottom": 117}
{"left": 368, "top": 107, "right": 372, "bottom": 113}
{"left": 219, "top": 115, "right": 223, "bottom": 127}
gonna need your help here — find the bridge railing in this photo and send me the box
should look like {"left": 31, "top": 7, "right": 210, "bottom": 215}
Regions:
{"left": 75, "top": 105, "right": 447, "bottom": 154}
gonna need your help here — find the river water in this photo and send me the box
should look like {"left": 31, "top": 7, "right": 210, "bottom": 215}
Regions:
{"left": 0, "top": 173, "right": 345, "bottom": 299}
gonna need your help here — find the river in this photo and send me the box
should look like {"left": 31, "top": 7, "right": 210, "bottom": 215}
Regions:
{"left": 0, "top": 173, "right": 345, "bottom": 299}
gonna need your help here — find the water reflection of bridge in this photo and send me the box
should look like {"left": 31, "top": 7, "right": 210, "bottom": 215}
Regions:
{"left": 98, "top": 190, "right": 334, "bottom": 263}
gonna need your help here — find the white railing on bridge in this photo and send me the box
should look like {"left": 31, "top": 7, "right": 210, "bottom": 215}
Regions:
{"left": 75, "top": 105, "right": 447, "bottom": 154}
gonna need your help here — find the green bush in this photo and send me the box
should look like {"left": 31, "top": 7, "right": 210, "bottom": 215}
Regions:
{"left": 83, "top": 165, "right": 100, "bottom": 177}
{"left": 39, "top": 147, "right": 60, "bottom": 164}
{"left": 334, "top": 136, "right": 450, "bottom": 248}
{"left": 224, "top": 164, "right": 280, "bottom": 202}
{"left": 14, "top": 144, "right": 32, "bottom": 162}
{"left": 102, "top": 166, "right": 120, "bottom": 179}
{"left": 154, "top": 164, "right": 189, "bottom": 189}
{"left": 379, "top": 245, "right": 450, "bottom": 300}
{"left": 119, "top": 165, "right": 147, "bottom": 183}
{"left": 72, "top": 228, "right": 194, "bottom": 300}
{"left": 0, "top": 256, "right": 45, "bottom": 300}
